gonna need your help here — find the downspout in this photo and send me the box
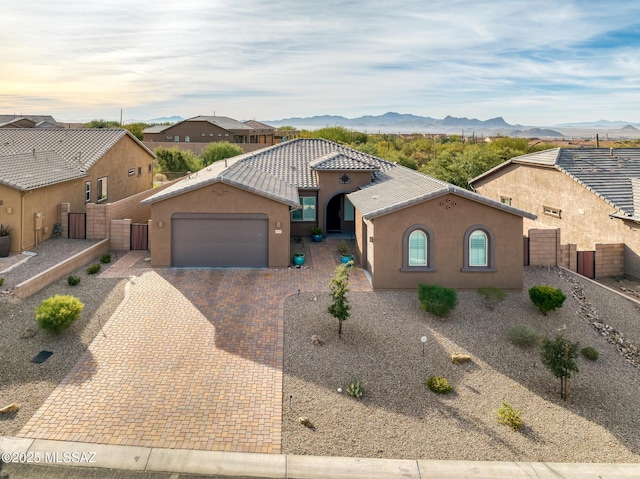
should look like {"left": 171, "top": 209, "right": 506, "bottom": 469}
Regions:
{"left": 20, "top": 191, "right": 26, "bottom": 250}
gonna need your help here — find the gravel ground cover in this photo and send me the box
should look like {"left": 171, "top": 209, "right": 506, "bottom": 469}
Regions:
{"left": 282, "top": 266, "right": 640, "bottom": 462}
{"left": 0, "top": 240, "right": 127, "bottom": 436}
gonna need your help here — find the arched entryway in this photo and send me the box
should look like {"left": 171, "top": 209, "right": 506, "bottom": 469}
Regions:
{"left": 325, "top": 193, "right": 355, "bottom": 234}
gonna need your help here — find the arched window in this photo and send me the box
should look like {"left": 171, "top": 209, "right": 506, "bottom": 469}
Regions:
{"left": 402, "top": 225, "right": 435, "bottom": 271}
{"left": 469, "top": 230, "right": 488, "bottom": 267}
{"left": 409, "top": 230, "right": 427, "bottom": 266}
{"left": 463, "top": 225, "right": 495, "bottom": 271}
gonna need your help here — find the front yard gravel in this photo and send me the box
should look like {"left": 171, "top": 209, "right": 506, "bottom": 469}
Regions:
{"left": 0, "top": 241, "right": 127, "bottom": 436}
{"left": 283, "top": 266, "right": 640, "bottom": 462}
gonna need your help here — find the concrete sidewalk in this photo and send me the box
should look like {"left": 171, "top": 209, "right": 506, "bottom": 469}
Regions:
{"left": 2, "top": 437, "right": 638, "bottom": 479}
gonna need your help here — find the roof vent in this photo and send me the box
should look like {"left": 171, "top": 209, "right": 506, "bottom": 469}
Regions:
{"left": 610, "top": 147, "right": 614, "bottom": 156}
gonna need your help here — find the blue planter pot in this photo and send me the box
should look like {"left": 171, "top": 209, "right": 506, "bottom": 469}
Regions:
{"left": 293, "top": 254, "right": 306, "bottom": 266}
{"left": 311, "top": 234, "right": 323, "bottom": 243}
{"left": 340, "top": 254, "right": 353, "bottom": 264}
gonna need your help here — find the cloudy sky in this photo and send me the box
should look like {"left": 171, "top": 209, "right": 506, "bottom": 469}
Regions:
{"left": 2, "top": 0, "right": 640, "bottom": 125}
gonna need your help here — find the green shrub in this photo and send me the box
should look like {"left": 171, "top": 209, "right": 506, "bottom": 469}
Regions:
{"left": 529, "top": 285, "right": 566, "bottom": 315}
{"left": 100, "top": 254, "right": 111, "bottom": 264}
{"left": 86, "top": 263, "right": 101, "bottom": 275}
{"left": 418, "top": 284, "right": 457, "bottom": 317}
{"left": 507, "top": 324, "right": 540, "bottom": 347}
{"left": 581, "top": 346, "right": 599, "bottom": 361}
{"left": 497, "top": 401, "right": 523, "bottom": 431}
{"left": 346, "top": 380, "right": 365, "bottom": 399}
{"left": 426, "top": 376, "right": 453, "bottom": 394}
{"left": 67, "top": 275, "right": 81, "bottom": 286}
{"left": 35, "top": 295, "right": 84, "bottom": 334}
{"left": 0, "top": 278, "right": 4, "bottom": 288}
{"left": 477, "top": 286, "right": 506, "bottom": 310}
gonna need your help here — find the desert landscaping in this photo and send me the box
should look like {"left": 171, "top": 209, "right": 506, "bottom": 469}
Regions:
{"left": 282, "top": 266, "right": 640, "bottom": 463}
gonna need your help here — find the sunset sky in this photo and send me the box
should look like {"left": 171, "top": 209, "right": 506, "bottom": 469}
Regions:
{"left": 2, "top": 0, "right": 640, "bottom": 125}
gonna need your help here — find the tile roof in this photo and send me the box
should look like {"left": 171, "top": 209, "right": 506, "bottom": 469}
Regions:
{"left": 144, "top": 138, "right": 536, "bottom": 220}
{"left": 309, "top": 152, "right": 381, "bottom": 171}
{"left": 348, "top": 166, "right": 536, "bottom": 220}
{"left": 243, "top": 120, "right": 276, "bottom": 130}
{"left": 0, "top": 150, "right": 87, "bottom": 190}
{"left": 471, "top": 148, "right": 640, "bottom": 219}
{"left": 188, "top": 116, "right": 255, "bottom": 131}
{"left": 0, "top": 115, "right": 59, "bottom": 127}
{"left": 0, "top": 128, "right": 154, "bottom": 191}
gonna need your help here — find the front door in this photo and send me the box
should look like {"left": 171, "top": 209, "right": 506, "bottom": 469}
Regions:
{"left": 326, "top": 195, "right": 342, "bottom": 232}
{"left": 326, "top": 194, "right": 355, "bottom": 234}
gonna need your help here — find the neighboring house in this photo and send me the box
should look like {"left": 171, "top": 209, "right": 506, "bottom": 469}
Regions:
{"left": 470, "top": 148, "right": 640, "bottom": 278}
{"left": 0, "top": 128, "right": 155, "bottom": 253}
{"left": 143, "top": 116, "right": 275, "bottom": 145}
{"left": 0, "top": 115, "right": 61, "bottom": 129}
{"left": 142, "top": 139, "right": 535, "bottom": 290}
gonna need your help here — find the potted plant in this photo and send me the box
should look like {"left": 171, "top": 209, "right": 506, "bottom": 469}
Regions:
{"left": 292, "top": 252, "right": 306, "bottom": 266}
{"left": 337, "top": 240, "right": 353, "bottom": 264}
{"left": 0, "top": 224, "right": 10, "bottom": 258}
{"left": 292, "top": 236, "right": 305, "bottom": 266}
{"left": 311, "top": 226, "right": 323, "bottom": 242}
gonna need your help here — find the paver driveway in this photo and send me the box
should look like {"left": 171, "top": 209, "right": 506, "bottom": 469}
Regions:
{"left": 18, "top": 241, "right": 371, "bottom": 453}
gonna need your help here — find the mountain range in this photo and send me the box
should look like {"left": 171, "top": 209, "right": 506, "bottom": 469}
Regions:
{"left": 262, "top": 112, "right": 640, "bottom": 138}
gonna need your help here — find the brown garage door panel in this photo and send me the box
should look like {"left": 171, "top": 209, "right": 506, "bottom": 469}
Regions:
{"left": 172, "top": 215, "right": 268, "bottom": 267}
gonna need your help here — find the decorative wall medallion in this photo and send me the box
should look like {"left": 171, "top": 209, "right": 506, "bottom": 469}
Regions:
{"left": 339, "top": 173, "right": 351, "bottom": 184}
{"left": 212, "top": 185, "right": 228, "bottom": 196}
{"left": 439, "top": 198, "right": 458, "bottom": 210}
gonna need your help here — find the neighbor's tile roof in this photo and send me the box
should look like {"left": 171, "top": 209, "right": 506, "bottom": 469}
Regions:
{"left": 348, "top": 166, "right": 536, "bottom": 220}
{"left": 143, "top": 138, "right": 537, "bottom": 220}
{"left": 243, "top": 119, "right": 276, "bottom": 130}
{"left": 0, "top": 128, "right": 154, "bottom": 191}
{"left": 470, "top": 147, "right": 640, "bottom": 219}
{"left": 189, "top": 116, "right": 255, "bottom": 131}
{"left": 0, "top": 150, "right": 87, "bottom": 190}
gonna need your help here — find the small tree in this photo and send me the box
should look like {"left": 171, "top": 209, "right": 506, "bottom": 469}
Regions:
{"left": 540, "top": 334, "right": 579, "bottom": 400}
{"left": 418, "top": 284, "right": 457, "bottom": 317}
{"left": 328, "top": 261, "right": 351, "bottom": 337}
{"left": 529, "top": 285, "right": 566, "bottom": 315}
{"left": 200, "top": 142, "right": 244, "bottom": 167}
{"left": 35, "top": 295, "right": 84, "bottom": 334}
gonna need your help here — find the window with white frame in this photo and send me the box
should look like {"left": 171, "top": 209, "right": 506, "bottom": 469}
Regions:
{"left": 97, "top": 176, "right": 108, "bottom": 202}
{"left": 401, "top": 225, "right": 435, "bottom": 271}
{"left": 469, "top": 230, "right": 488, "bottom": 266}
{"left": 85, "top": 181, "right": 91, "bottom": 203}
{"left": 409, "top": 230, "right": 428, "bottom": 266}
{"left": 291, "top": 197, "right": 316, "bottom": 221}
{"left": 462, "top": 225, "right": 495, "bottom": 271}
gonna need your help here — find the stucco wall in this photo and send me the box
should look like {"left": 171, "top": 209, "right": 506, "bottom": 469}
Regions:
{"left": 365, "top": 193, "right": 524, "bottom": 290}
{"left": 149, "top": 182, "right": 291, "bottom": 267}
{"left": 474, "top": 163, "right": 640, "bottom": 277}
{"left": 87, "top": 136, "right": 154, "bottom": 207}
{"left": 0, "top": 185, "right": 22, "bottom": 253}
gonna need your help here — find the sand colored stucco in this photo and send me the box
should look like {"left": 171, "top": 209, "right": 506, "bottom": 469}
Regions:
{"left": 473, "top": 163, "right": 640, "bottom": 277}
{"left": 0, "top": 136, "right": 153, "bottom": 253}
{"left": 359, "top": 193, "right": 524, "bottom": 290}
{"left": 149, "top": 182, "right": 291, "bottom": 267}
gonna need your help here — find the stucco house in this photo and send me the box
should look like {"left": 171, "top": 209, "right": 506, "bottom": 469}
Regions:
{"left": 142, "top": 139, "right": 535, "bottom": 290}
{"left": 470, "top": 148, "right": 640, "bottom": 278}
{"left": 143, "top": 116, "right": 276, "bottom": 146}
{"left": 0, "top": 128, "right": 155, "bottom": 253}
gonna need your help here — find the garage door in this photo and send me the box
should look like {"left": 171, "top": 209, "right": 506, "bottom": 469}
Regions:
{"left": 172, "top": 213, "right": 268, "bottom": 267}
